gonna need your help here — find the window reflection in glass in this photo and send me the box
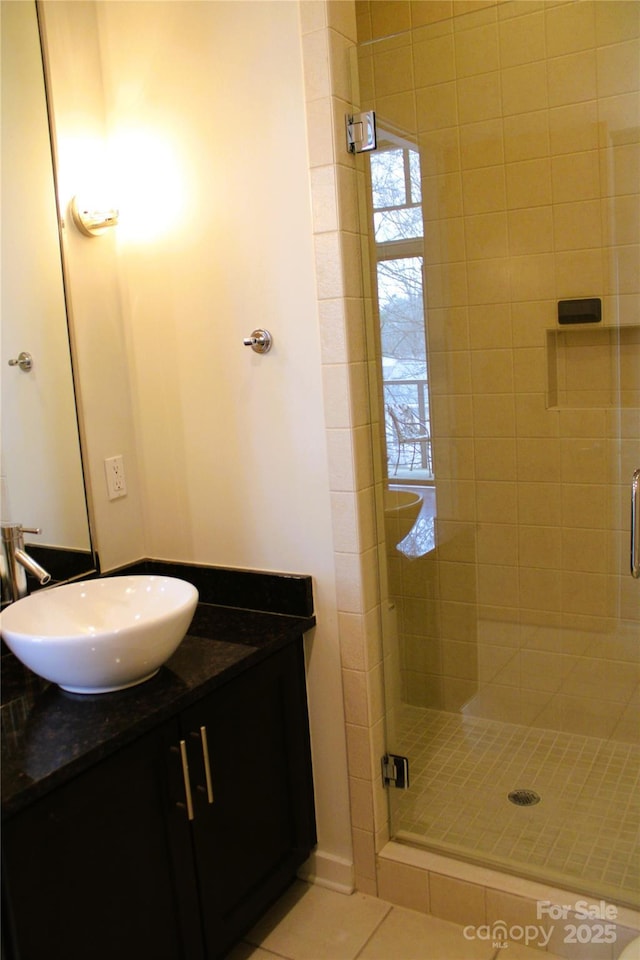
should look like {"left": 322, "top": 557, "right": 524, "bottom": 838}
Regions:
{"left": 370, "top": 143, "right": 431, "bottom": 481}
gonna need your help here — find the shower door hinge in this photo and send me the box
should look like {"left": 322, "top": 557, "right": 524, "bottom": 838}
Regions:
{"left": 381, "top": 753, "right": 409, "bottom": 790}
{"left": 346, "top": 111, "right": 377, "bottom": 154}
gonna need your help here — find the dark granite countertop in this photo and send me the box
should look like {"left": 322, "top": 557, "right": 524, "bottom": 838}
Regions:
{"left": 1, "top": 564, "right": 315, "bottom": 818}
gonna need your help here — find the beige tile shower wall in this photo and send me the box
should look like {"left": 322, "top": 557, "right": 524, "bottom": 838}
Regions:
{"left": 357, "top": 0, "right": 640, "bottom": 740}
{"left": 299, "top": 0, "right": 391, "bottom": 894}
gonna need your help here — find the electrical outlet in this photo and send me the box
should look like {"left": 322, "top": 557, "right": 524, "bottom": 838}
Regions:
{"left": 104, "top": 455, "right": 127, "bottom": 500}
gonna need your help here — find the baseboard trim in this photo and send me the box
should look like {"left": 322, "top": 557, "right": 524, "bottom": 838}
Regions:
{"left": 298, "top": 850, "right": 354, "bottom": 895}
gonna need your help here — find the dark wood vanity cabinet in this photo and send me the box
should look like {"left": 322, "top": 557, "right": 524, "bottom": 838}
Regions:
{"left": 183, "top": 642, "right": 316, "bottom": 957}
{"left": 2, "top": 640, "right": 316, "bottom": 960}
{"left": 2, "top": 716, "right": 189, "bottom": 960}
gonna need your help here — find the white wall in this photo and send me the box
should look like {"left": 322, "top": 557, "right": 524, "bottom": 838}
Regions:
{"left": 99, "top": 0, "right": 333, "bottom": 576}
{"left": 40, "top": 0, "right": 353, "bottom": 885}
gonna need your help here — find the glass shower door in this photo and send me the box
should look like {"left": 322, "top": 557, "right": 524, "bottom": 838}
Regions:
{"left": 356, "top": 0, "right": 640, "bottom": 909}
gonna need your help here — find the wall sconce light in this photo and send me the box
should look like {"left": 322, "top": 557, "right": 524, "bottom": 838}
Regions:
{"left": 70, "top": 195, "right": 119, "bottom": 237}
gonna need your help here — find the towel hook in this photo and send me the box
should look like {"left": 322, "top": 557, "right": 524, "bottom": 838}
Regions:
{"left": 8, "top": 351, "right": 33, "bottom": 372}
{"left": 243, "top": 329, "right": 272, "bottom": 354}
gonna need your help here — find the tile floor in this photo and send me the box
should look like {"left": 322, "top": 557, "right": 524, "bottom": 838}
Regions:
{"left": 392, "top": 706, "right": 640, "bottom": 908}
{"left": 227, "top": 880, "right": 568, "bottom": 960}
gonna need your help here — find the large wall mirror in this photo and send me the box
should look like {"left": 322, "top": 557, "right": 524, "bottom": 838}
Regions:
{"left": 1, "top": 0, "right": 97, "bottom": 597}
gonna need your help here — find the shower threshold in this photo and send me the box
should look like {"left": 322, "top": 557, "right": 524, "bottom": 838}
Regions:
{"left": 378, "top": 840, "right": 640, "bottom": 954}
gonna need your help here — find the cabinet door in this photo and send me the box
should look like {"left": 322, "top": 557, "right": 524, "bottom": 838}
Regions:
{"left": 183, "top": 641, "right": 316, "bottom": 959}
{"left": 2, "top": 719, "right": 201, "bottom": 960}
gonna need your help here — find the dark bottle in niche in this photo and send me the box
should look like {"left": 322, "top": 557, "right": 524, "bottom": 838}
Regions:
{"left": 557, "top": 298, "right": 602, "bottom": 324}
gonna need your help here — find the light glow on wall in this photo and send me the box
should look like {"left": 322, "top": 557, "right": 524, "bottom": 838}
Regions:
{"left": 57, "top": 133, "right": 114, "bottom": 228}
{"left": 108, "top": 127, "right": 186, "bottom": 243}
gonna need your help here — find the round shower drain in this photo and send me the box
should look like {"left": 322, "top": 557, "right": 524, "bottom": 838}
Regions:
{"left": 508, "top": 789, "right": 541, "bottom": 807}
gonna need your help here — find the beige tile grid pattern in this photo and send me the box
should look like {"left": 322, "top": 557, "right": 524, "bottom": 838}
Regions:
{"left": 360, "top": 1, "right": 640, "bottom": 733}
{"left": 300, "top": 0, "right": 639, "bottom": 899}
{"left": 392, "top": 703, "right": 640, "bottom": 909}
{"left": 299, "top": 0, "right": 389, "bottom": 896}
{"left": 227, "top": 879, "right": 640, "bottom": 960}
{"left": 390, "top": 542, "right": 640, "bottom": 740}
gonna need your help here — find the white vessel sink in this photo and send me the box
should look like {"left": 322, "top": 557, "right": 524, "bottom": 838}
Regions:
{"left": 384, "top": 488, "right": 423, "bottom": 524}
{"left": 0, "top": 575, "right": 198, "bottom": 694}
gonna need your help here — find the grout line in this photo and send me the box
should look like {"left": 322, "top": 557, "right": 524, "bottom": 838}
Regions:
{"left": 352, "top": 900, "right": 394, "bottom": 959}
{"left": 236, "top": 941, "right": 292, "bottom": 960}
{"left": 392, "top": 703, "right": 639, "bottom": 904}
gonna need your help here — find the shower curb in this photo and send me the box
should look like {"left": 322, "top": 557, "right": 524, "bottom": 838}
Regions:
{"left": 377, "top": 841, "right": 640, "bottom": 959}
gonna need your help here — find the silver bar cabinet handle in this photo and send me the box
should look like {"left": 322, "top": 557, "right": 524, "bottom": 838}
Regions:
{"left": 179, "top": 739, "right": 195, "bottom": 821}
{"left": 199, "top": 725, "right": 214, "bottom": 804}
{"left": 632, "top": 469, "right": 640, "bottom": 579}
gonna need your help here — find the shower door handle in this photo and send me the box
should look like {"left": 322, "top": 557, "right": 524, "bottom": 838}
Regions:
{"left": 632, "top": 469, "right": 640, "bottom": 579}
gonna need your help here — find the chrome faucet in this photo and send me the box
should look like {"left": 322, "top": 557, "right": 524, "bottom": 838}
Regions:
{"left": 1, "top": 523, "right": 52, "bottom": 603}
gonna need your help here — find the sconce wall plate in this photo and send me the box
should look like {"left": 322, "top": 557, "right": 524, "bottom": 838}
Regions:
{"left": 70, "top": 196, "right": 119, "bottom": 237}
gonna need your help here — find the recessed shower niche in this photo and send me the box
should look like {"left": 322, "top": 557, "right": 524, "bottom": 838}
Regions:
{"left": 547, "top": 325, "right": 640, "bottom": 409}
